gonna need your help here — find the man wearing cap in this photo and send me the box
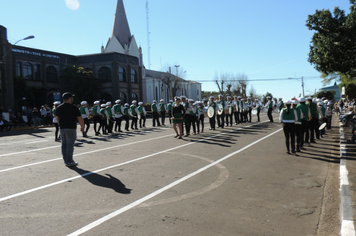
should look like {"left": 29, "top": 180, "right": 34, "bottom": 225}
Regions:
{"left": 56, "top": 92, "right": 84, "bottom": 167}
{"left": 277, "top": 98, "right": 284, "bottom": 111}
{"left": 181, "top": 96, "right": 190, "bottom": 135}
{"left": 130, "top": 100, "right": 139, "bottom": 130}
{"left": 113, "top": 100, "right": 124, "bottom": 132}
{"left": 92, "top": 101, "right": 102, "bottom": 136}
{"left": 123, "top": 103, "right": 132, "bottom": 131}
{"left": 187, "top": 99, "right": 197, "bottom": 135}
{"left": 151, "top": 100, "right": 161, "bottom": 127}
{"left": 79, "top": 101, "right": 90, "bottom": 137}
{"left": 138, "top": 102, "right": 147, "bottom": 128}
{"left": 167, "top": 100, "right": 173, "bottom": 124}
{"left": 196, "top": 101, "right": 205, "bottom": 133}
{"left": 307, "top": 97, "right": 323, "bottom": 143}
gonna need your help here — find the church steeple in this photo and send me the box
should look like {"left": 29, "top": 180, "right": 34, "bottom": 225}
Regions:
{"left": 111, "top": 0, "right": 132, "bottom": 49}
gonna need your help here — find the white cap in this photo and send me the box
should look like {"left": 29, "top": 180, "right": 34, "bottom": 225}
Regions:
{"left": 227, "top": 96, "right": 231, "bottom": 99}
{"left": 180, "top": 96, "right": 186, "bottom": 99}
{"left": 237, "top": 96, "right": 241, "bottom": 98}
{"left": 233, "top": 95, "right": 238, "bottom": 98}
{"left": 267, "top": 96, "right": 271, "bottom": 99}
{"left": 327, "top": 102, "right": 331, "bottom": 105}
{"left": 284, "top": 100, "right": 291, "bottom": 105}
{"left": 101, "top": 104, "right": 106, "bottom": 108}
{"left": 279, "top": 97, "right": 283, "bottom": 100}
{"left": 188, "top": 99, "right": 194, "bottom": 102}
{"left": 292, "top": 100, "right": 298, "bottom": 105}
{"left": 153, "top": 100, "right": 157, "bottom": 103}
{"left": 322, "top": 97, "right": 325, "bottom": 100}
{"left": 298, "top": 97, "right": 306, "bottom": 102}
{"left": 132, "top": 100, "right": 137, "bottom": 104}
{"left": 197, "top": 101, "right": 203, "bottom": 104}
{"left": 53, "top": 101, "right": 60, "bottom": 105}
{"left": 241, "top": 98, "right": 245, "bottom": 101}
{"left": 160, "top": 99, "right": 164, "bottom": 102}
{"left": 307, "top": 97, "right": 313, "bottom": 100}
{"left": 209, "top": 96, "right": 214, "bottom": 99}
{"left": 138, "top": 102, "right": 143, "bottom": 105}
{"left": 169, "top": 100, "right": 174, "bottom": 103}
{"left": 247, "top": 97, "right": 251, "bottom": 100}
{"left": 318, "top": 102, "right": 323, "bottom": 106}
{"left": 106, "top": 102, "right": 111, "bottom": 106}
{"left": 81, "top": 101, "right": 87, "bottom": 105}
{"left": 115, "top": 99, "right": 121, "bottom": 104}
{"left": 219, "top": 94, "right": 223, "bottom": 97}
{"left": 255, "top": 99, "right": 258, "bottom": 101}
{"left": 124, "top": 103, "right": 129, "bottom": 107}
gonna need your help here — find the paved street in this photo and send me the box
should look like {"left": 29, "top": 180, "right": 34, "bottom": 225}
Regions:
{"left": 0, "top": 114, "right": 341, "bottom": 236}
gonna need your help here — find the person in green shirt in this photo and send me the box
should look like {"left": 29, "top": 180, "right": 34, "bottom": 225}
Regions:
{"left": 123, "top": 103, "right": 131, "bottom": 131}
{"left": 92, "top": 100, "right": 103, "bottom": 136}
{"left": 100, "top": 104, "right": 108, "bottom": 135}
{"left": 226, "top": 96, "right": 233, "bottom": 126}
{"left": 292, "top": 100, "right": 303, "bottom": 152}
{"left": 279, "top": 100, "right": 297, "bottom": 154}
{"left": 217, "top": 95, "right": 226, "bottom": 128}
{"left": 79, "top": 101, "right": 90, "bottom": 137}
{"left": 151, "top": 100, "right": 161, "bottom": 127}
{"left": 106, "top": 102, "right": 114, "bottom": 133}
{"left": 167, "top": 100, "right": 173, "bottom": 124}
{"left": 159, "top": 99, "right": 167, "bottom": 126}
{"left": 130, "top": 100, "right": 139, "bottom": 130}
{"left": 137, "top": 102, "right": 147, "bottom": 128}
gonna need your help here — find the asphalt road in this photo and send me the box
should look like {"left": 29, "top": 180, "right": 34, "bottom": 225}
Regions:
{"left": 0, "top": 114, "right": 339, "bottom": 236}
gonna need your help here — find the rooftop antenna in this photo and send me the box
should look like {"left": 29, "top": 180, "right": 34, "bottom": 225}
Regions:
{"left": 146, "top": 0, "right": 151, "bottom": 69}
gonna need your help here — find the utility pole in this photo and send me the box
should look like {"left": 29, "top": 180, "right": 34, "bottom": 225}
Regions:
{"left": 301, "top": 76, "right": 305, "bottom": 97}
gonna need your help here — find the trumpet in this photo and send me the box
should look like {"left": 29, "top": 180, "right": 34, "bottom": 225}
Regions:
{"left": 88, "top": 109, "right": 94, "bottom": 119}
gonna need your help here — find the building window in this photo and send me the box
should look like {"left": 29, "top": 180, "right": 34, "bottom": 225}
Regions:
{"left": 119, "top": 67, "right": 126, "bottom": 82}
{"left": 131, "top": 69, "right": 137, "bottom": 83}
{"left": 98, "top": 66, "right": 112, "bottom": 81}
{"left": 46, "top": 66, "right": 58, "bottom": 82}
{"left": 15, "top": 61, "right": 22, "bottom": 77}
{"left": 119, "top": 92, "right": 127, "bottom": 103}
{"left": 132, "top": 93, "right": 138, "bottom": 101}
{"left": 23, "top": 63, "right": 33, "bottom": 80}
{"left": 35, "top": 64, "right": 41, "bottom": 81}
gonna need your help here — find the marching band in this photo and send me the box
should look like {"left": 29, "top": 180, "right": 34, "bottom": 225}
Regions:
{"left": 52, "top": 94, "right": 333, "bottom": 155}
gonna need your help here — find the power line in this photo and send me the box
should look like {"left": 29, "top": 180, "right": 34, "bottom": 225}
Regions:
{"left": 194, "top": 76, "right": 321, "bottom": 83}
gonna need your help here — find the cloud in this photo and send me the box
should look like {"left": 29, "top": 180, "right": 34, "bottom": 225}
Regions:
{"left": 65, "top": 0, "right": 80, "bottom": 11}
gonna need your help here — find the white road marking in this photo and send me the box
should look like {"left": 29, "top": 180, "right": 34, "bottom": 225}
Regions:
{"left": 0, "top": 121, "right": 271, "bottom": 202}
{"left": 68, "top": 127, "right": 283, "bottom": 236}
{"left": 25, "top": 140, "right": 49, "bottom": 144}
{"left": 0, "top": 133, "right": 173, "bottom": 173}
{"left": 0, "top": 145, "right": 61, "bottom": 158}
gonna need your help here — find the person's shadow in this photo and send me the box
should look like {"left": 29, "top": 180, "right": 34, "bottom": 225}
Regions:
{"left": 71, "top": 167, "right": 132, "bottom": 194}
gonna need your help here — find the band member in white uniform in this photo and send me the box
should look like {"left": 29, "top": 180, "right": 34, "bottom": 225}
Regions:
{"left": 226, "top": 96, "right": 233, "bottom": 126}
{"left": 208, "top": 96, "right": 217, "bottom": 130}
{"left": 138, "top": 102, "right": 147, "bottom": 128}
{"left": 217, "top": 95, "right": 226, "bottom": 128}
{"left": 233, "top": 95, "right": 240, "bottom": 125}
{"left": 113, "top": 99, "right": 124, "bottom": 132}
{"left": 265, "top": 96, "right": 274, "bottom": 122}
{"left": 240, "top": 98, "right": 245, "bottom": 123}
{"left": 92, "top": 101, "right": 102, "bottom": 136}
{"left": 196, "top": 101, "right": 205, "bottom": 133}
{"left": 245, "top": 98, "right": 253, "bottom": 122}
{"left": 79, "top": 101, "right": 90, "bottom": 137}
{"left": 254, "top": 99, "right": 262, "bottom": 122}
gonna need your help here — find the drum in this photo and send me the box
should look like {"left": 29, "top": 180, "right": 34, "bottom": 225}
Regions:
{"left": 229, "top": 106, "right": 233, "bottom": 114}
{"left": 217, "top": 104, "right": 224, "bottom": 115}
{"left": 262, "top": 107, "right": 268, "bottom": 113}
{"left": 137, "top": 113, "right": 141, "bottom": 120}
{"left": 319, "top": 122, "right": 327, "bottom": 130}
{"left": 273, "top": 108, "right": 280, "bottom": 114}
{"left": 252, "top": 109, "right": 257, "bottom": 115}
{"left": 207, "top": 107, "right": 215, "bottom": 118}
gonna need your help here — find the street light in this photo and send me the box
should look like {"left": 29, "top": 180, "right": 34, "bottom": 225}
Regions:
{"left": 288, "top": 76, "right": 305, "bottom": 97}
{"left": 2, "top": 35, "right": 35, "bottom": 60}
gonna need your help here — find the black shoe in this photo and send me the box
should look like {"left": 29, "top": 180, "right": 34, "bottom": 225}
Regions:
{"left": 297, "top": 148, "right": 301, "bottom": 152}
{"left": 292, "top": 150, "right": 296, "bottom": 154}
{"left": 300, "top": 147, "right": 306, "bottom": 150}
{"left": 286, "top": 151, "right": 291, "bottom": 154}
{"left": 310, "top": 140, "right": 316, "bottom": 143}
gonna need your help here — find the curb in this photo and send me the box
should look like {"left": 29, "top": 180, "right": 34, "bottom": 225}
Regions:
{"left": 339, "top": 124, "right": 356, "bottom": 236}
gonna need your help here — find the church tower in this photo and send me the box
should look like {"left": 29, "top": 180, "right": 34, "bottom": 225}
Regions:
{"left": 103, "top": 0, "right": 143, "bottom": 66}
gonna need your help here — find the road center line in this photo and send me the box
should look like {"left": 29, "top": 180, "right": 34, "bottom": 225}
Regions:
{"left": 68, "top": 127, "right": 283, "bottom": 236}
{"left": 0, "top": 120, "right": 271, "bottom": 202}
{"left": 25, "top": 140, "right": 49, "bottom": 144}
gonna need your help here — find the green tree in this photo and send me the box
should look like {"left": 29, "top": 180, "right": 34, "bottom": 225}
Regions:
{"left": 306, "top": 1, "right": 356, "bottom": 79}
{"left": 61, "top": 66, "right": 101, "bottom": 104}
{"left": 313, "top": 90, "right": 336, "bottom": 101}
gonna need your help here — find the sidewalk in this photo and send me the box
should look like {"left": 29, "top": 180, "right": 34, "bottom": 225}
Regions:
{"left": 340, "top": 118, "right": 356, "bottom": 236}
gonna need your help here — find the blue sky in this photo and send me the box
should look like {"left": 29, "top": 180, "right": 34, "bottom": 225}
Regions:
{"left": 1, "top": 0, "right": 352, "bottom": 100}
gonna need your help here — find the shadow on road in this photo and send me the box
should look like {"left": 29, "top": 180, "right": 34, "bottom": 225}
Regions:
{"left": 70, "top": 167, "right": 132, "bottom": 194}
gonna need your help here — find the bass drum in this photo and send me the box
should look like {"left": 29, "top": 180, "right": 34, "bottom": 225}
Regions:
{"left": 273, "top": 108, "right": 280, "bottom": 114}
{"left": 217, "top": 104, "right": 224, "bottom": 115}
{"left": 228, "top": 106, "right": 233, "bottom": 114}
{"left": 207, "top": 106, "right": 215, "bottom": 118}
{"left": 252, "top": 109, "right": 257, "bottom": 115}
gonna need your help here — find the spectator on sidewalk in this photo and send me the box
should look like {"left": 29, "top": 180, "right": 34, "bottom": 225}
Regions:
{"left": 32, "top": 107, "right": 41, "bottom": 128}
{"left": 26, "top": 106, "right": 33, "bottom": 126}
